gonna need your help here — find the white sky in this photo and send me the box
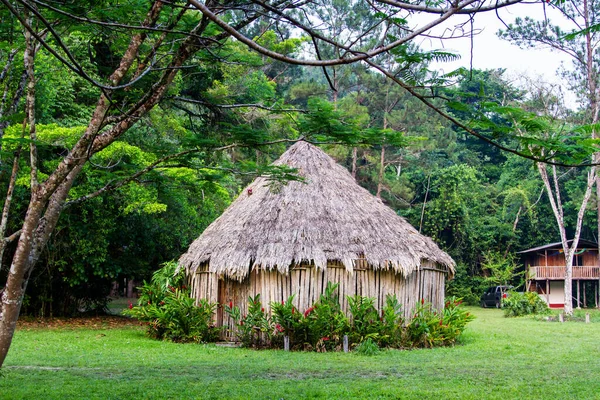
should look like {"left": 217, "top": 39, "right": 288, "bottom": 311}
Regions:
{"left": 416, "top": 2, "right": 578, "bottom": 107}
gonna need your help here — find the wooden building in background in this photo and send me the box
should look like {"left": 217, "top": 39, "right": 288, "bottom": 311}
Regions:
{"left": 179, "top": 141, "right": 455, "bottom": 332}
{"left": 519, "top": 240, "right": 600, "bottom": 308}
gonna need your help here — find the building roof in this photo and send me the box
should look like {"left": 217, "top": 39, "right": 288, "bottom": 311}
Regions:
{"left": 518, "top": 239, "right": 599, "bottom": 254}
{"left": 179, "top": 141, "right": 455, "bottom": 280}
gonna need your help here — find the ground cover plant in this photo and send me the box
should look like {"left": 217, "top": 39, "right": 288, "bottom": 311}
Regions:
{"left": 2, "top": 307, "right": 600, "bottom": 399}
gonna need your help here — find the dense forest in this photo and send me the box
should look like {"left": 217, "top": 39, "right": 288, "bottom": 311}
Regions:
{"left": 0, "top": 0, "right": 598, "bottom": 322}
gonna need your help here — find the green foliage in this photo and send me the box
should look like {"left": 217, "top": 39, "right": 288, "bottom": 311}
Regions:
{"left": 226, "top": 286, "right": 472, "bottom": 351}
{"left": 503, "top": 292, "right": 550, "bottom": 317}
{"left": 124, "top": 263, "right": 219, "bottom": 343}
{"left": 347, "top": 295, "right": 381, "bottom": 344}
{"left": 224, "top": 294, "right": 272, "bottom": 348}
{"left": 446, "top": 263, "right": 487, "bottom": 306}
{"left": 353, "top": 337, "right": 380, "bottom": 356}
{"left": 481, "top": 251, "right": 524, "bottom": 288}
{"left": 405, "top": 297, "right": 475, "bottom": 348}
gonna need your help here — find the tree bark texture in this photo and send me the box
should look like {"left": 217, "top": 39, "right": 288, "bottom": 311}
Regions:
{"left": 537, "top": 163, "right": 596, "bottom": 315}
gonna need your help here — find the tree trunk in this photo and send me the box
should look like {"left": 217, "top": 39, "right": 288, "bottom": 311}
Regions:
{"left": 351, "top": 147, "right": 357, "bottom": 179}
{"left": 537, "top": 162, "right": 595, "bottom": 315}
{"left": 0, "top": 1, "right": 206, "bottom": 367}
{"left": 376, "top": 145, "right": 385, "bottom": 199}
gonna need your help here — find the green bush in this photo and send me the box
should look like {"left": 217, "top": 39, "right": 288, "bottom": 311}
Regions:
{"left": 405, "top": 297, "right": 474, "bottom": 348}
{"left": 268, "top": 283, "right": 349, "bottom": 351}
{"left": 124, "top": 263, "right": 219, "bottom": 343}
{"left": 224, "top": 294, "right": 272, "bottom": 348}
{"left": 503, "top": 292, "right": 549, "bottom": 317}
{"left": 227, "top": 285, "right": 473, "bottom": 351}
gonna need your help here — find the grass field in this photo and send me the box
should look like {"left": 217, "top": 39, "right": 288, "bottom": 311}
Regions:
{"left": 1, "top": 307, "right": 600, "bottom": 399}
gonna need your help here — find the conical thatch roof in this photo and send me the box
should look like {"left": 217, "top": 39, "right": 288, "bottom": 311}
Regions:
{"left": 179, "top": 141, "right": 455, "bottom": 280}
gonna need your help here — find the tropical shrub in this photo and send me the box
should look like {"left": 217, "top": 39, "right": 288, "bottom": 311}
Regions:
{"left": 503, "top": 291, "right": 549, "bottom": 317}
{"left": 405, "top": 297, "right": 474, "bottom": 348}
{"left": 226, "top": 285, "right": 473, "bottom": 351}
{"left": 124, "top": 263, "right": 219, "bottom": 343}
{"left": 224, "top": 294, "right": 272, "bottom": 348}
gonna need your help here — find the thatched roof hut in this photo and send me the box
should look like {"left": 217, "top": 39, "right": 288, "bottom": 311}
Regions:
{"left": 180, "top": 141, "right": 454, "bottom": 326}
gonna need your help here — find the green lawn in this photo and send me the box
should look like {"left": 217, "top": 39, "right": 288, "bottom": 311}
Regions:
{"left": 2, "top": 308, "right": 600, "bottom": 399}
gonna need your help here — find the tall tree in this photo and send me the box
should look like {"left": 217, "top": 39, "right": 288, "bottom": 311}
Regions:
{"left": 0, "top": 0, "right": 531, "bottom": 367}
{"left": 500, "top": 2, "right": 600, "bottom": 312}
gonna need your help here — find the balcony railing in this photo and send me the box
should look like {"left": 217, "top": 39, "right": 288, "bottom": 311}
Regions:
{"left": 529, "top": 266, "right": 600, "bottom": 280}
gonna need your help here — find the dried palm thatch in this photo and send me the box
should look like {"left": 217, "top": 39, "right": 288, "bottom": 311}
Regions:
{"left": 179, "top": 141, "right": 454, "bottom": 280}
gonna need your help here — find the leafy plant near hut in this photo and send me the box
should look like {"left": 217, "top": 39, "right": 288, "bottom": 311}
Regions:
{"left": 124, "top": 263, "right": 219, "bottom": 343}
{"left": 405, "top": 297, "right": 474, "bottom": 348}
{"left": 503, "top": 292, "right": 549, "bottom": 317}
{"left": 225, "top": 283, "right": 473, "bottom": 351}
{"left": 347, "top": 295, "right": 382, "bottom": 344}
{"left": 224, "top": 294, "right": 272, "bottom": 348}
{"left": 270, "top": 283, "right": 350, "bottom": 351}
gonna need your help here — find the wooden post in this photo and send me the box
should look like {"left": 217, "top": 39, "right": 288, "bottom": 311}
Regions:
{"left": 577, "top": 280, "right": 581, "bottom": 309}
{"left": 284, "top": 336, "right": 289, "bottom": 351}
{"left": 594, "top": 281, "right": 600, "bottom": 308}
{"left": 559, "top": 313, "right": 564, "bottom": 323}
{"left": 584, "top": 282, "right": 587, "bottom": 308}
{"left": 586, "top": 313, "right": 590, "bottom": 324}
{"left": 546, "top": 279, "right": 550, "bottom": 305}
{"left": 343, "top": 335, "right": 349, "bottom": 353}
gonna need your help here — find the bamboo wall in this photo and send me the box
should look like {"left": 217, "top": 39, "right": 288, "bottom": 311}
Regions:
{"left": 189, "top": 259, "right": 447, "bottom": 333}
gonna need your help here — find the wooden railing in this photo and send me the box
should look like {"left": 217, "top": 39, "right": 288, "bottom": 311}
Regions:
{"left": 529, "top": 266, "right": 600, "bottom": 280}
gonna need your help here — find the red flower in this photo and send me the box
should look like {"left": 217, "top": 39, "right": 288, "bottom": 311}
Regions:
{"left": 421, "top": 298, "right": 425, "bottom": 305}
{"left": 240, "top": 321, "right": 244, "bottom": 326}
{"left": 148, "top": 301, "right": 151, "bottom": 305}
{"left": 275, "top": 324, "right": 284, "bottom": 333}
{"left": 229, "top": 301, "right": 233, "bottom": 309}
{"left": 439, "top": 320, "right": 443, "bottom": 326}
{"left": 292, "top": 307, "right": 295, "bottom": 315}
{"left": 322, "top": 337, "right": 330, "bottom": 341}
{"left": 159, "top": 301, "right": 165, "bottom": 306}
{"left": 261, "top": 307, "right": 265, "bottom": 313}
{"left": 128, "top": 301, "right": 133, "bottom": 309}
{"left": 304, "top": 307, "right": 314, "bottom": 317}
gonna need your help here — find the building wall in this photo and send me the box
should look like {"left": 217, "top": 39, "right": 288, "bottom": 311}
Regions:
{"left": 544, "top": 281, "right": 564, "bottom": 307}
{"left": 188, "top": 259, "right": 447, "bottom": 331}
{"left": 527, "top": 249, "right": 598, "bottom": 267}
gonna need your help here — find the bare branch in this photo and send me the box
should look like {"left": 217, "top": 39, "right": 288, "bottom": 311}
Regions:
{"left": 188, "top": 0, "right": 483, "bottom": 66}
